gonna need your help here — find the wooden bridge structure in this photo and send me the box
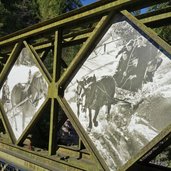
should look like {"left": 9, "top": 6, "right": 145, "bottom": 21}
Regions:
{"left": 0, "top": 0, "right": 171, "bottom": 170}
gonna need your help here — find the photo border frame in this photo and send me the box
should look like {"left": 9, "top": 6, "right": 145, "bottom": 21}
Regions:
{"left": 59, "top": 10, "right": 171, "bottom": 171}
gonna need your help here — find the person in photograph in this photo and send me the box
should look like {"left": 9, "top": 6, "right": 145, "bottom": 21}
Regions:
{"left": 144, "top": 54, "right": 163, "bottom": 83}
{"left": 114, "top": 39, "right": 136, "bottom": 90}
{"left": 127, "top": 36, "right": 158, "bottom": 92}
{"left": 1, "top": 80, "right": 10, "bottom": 104}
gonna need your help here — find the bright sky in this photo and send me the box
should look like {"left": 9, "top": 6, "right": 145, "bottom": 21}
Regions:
{"left": 81, "top": 0, "right": 97, "bottom": 5}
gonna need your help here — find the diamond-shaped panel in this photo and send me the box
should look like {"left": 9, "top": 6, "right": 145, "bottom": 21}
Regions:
{"left": 64, "top": 14, "right": 171, "bottom": 170}
{"left": 0, "top": 47, "right": 48, "bottom": 140}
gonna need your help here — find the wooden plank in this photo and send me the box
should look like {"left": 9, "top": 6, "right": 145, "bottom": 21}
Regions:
{"left": 0, "top": 0, "right": 169, "bottom": 46}
{"left": 0, "top": 150, "right": 61, "bottom": 171}
{"left": 0, "top": 103, "right": 15, "bottom": 143}
{"left": 141, "top": 11, "right": 171, "bottom": 27}
{"left": 34, "top": 33, "right": 88, "bottom": 51}
{"left": 48, "top": 99, "right": 57, "bottom": 155}
{"left": 126, "top": 0, "right": 170, "bottom": 12}
{"left": 118, "top": 124, "right": 171, "bottom": 171}
{"left": 140, "top": 134, "right": 171, "bottom": 163}
{"left": 136, "top": 6, "right": 171, "bottom": 19}
{"left": 23, "top": 41, "right": 52, "bottom": 83}
{"left": 34, "top": 42, "right": 53, "bottom": 51}
{"left": 0, "top": 142, "right": 97, "bottom": 170}
{"left": 48, "top": 30, "right": 62, "bottom": 155}
{"left": 63, "top": 27, "right": 94, "bottom": 39}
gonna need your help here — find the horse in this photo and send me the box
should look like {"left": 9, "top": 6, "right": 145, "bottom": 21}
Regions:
{"left": 76, "top": 75, "right": 96, "bottom": 117}
{"left": 11, "top": 71, "right": 48, "bottom": 131}
{"left": 76, "top": 75, "right": 116, "bottom": 131}
{"left": 76, "top": 79, "right": 85, "bottom": 117}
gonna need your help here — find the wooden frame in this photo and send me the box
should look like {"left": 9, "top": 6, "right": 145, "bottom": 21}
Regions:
{"left": 60, "top": 9, "right": 171, "bottom": 170}
{"left": 0, "top": 0, "right": 171, "bottom": 170}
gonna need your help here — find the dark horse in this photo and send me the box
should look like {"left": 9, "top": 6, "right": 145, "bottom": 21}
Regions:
{"left": 76, "top": 75, "right": 116, "bottom": 131}
{"left": 76, "top": 75, "right": 96, "bottom": 117}
{"left": 11, "top": 71, "right": 48, "bottom": 131}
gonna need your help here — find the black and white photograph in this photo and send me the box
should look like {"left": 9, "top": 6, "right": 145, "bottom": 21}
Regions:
{"left": 64, "top": 15, "right": 171, "bottom": 171}
{"left": 0, "top": 48, "right": 48, "bottom": 139}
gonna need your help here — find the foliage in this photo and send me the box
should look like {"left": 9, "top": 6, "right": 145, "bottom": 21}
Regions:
{"left": 35, "top": 0, "right": 82, "bottom": 21}
{"left": 148, "top": 2, "right": 171, "bottom": 45}
{"left": 0, "top": 0, "right": 83, "bottom": 70}
{"left": 0, "top": 0, "right": 82, "bottom": 36}
{"left": 154, "top": 26, "right": 171, "bottom": 45}
{"left": 0, "top": 0, "right": 40, "bottom": 36}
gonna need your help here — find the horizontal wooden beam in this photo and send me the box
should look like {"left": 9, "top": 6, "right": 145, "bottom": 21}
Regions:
{"left": 137, "top": 6, "right": 171, "bottom": 19}
{"left": 0, "top": 142, "right": 94, "bottom": 171}
{"left": 34, "top": 36, "right": 87, "bottom": 51}
{"left": 140, "top": 11, "right": 171, "bottom": 27}
{"left": 0, "top": 0, "right": 169, "bottom": 46}
{"left": 63, "top": 27, "right": 94, "bottom": 39}
{"left": 34, "top": 42, "right": 53, "bottom": 51}
{"left": 34, "top": 27, "right": 93, "bottom": 49}
{"left": 126, "top": 0, "right": 170, "bottom": 12}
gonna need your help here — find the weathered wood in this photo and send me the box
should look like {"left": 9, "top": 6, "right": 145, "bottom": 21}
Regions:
{"left": 136, "top": 6, "right": 171, "bottom": 19}
{"left": 0, "top": 1, "right": 171, "bottom": 171}
{"left": 0, "top": 0, "right": 169, "bottom": 46}
{"left": 0, "top": 105, "right": 14, "bottom": 144}
{"left": 48, "top": 30, "right": 62, "bottom": 155}
{"left": 122, "top": 10, "right": 171, "bottom": 58}
{"left": 140, "top": 134, "right": 171, "bottom": 163}
{"left": 140, "top": 11, "right": 171, "bottom": 27}
{"left": 0, "top": 142, "right": 95, "bottom": 171}
{"left": 23, "top": 41, "right": 52, "bottom": 83}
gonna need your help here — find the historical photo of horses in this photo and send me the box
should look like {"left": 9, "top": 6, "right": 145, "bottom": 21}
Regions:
{"left": 64, "top": 14, "right": 171, "bottom": 171}
{"left": 0, "top": 48, "right": 48, "bottom": 139}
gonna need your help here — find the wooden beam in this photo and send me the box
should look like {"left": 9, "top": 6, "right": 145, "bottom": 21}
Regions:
{"left": 140, "top": 134, "right": 171, "bottom": 163}
{"left": 0, "top": 104, "right": 15, "bottom": 144}
{"left": 48, "top": 30, "right": 62, "bottom": 155}
{"left": 0, "top": 0, "right": 169, "bottom": 46}
{"left": 140, "top": 11, "right": 171, "bottom": 27}
{"left": 34, "top": 42, "right": 53, "bottom": 51}
{"left": 122, "top": 10, "right": 171, "bottom": 59}
{"left": 136, "top": 6, "right": 171, "bottom": 19}
{"left": 0, "top": 142, "right": 97, "bottom": 171}
{"left": 63, "top": 27, "right": 94, "bottom": 39}
{"left": 34, "top": 35, "right": 88, "bottom": 51}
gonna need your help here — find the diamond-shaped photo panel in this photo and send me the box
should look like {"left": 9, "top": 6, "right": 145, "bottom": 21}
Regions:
{"left": 0, "top": 46, "right": 48, "bottom": 140}
{"left": 64, "top": 13, "right": 171, "bottom": 170}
